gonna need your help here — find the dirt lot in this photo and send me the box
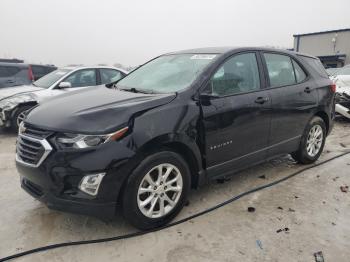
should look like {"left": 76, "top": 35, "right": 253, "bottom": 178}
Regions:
{"left": 0, "top": 120, "right": 350, "bottom": 262}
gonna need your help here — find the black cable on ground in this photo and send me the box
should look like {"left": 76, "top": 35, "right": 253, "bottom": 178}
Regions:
{"left": 1, "top": 151, "right": 350, "bottom": 262}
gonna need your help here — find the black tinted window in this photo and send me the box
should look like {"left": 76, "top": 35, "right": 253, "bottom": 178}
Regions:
{"left": 292, "top": 60, "right": 307, "bottom": 83}
{"left": 0, "top": 66, "right": 21, "bottom": 77}
{"left": 264, "top": 53, "right": 296, "bottom": 87}
{"left": 100, "top": 69, "right": 123, "bottom": 84}
{"left": 298, "top": 56, "right": 328, "bottom": 78}
{"left": 31, "top": 66, "right": 47, "bottom": 74}
{"left": 64, "top": 69, "right": 97, "bottom": 88}
{"left": 208, "top": 53, "right": 260, "bottom": 96}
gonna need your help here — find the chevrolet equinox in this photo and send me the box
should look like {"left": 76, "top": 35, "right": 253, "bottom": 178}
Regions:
{"left": 16, "top": 47, "right": 335, "bottom": 229}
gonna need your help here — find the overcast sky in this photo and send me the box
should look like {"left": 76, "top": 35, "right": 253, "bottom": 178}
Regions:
{"left": 0, "top": 0, "right": 349, "bottom": 67}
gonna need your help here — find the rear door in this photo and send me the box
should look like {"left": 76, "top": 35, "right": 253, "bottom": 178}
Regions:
{"left": 200, "top": 52, "right": 271, "bottom": 178}
{"left": 261, "top": 52, "right": 318, "bottom": 156}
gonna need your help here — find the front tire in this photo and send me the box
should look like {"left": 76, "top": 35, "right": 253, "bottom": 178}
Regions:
{"left": 291, "top": 116, "right": 326, "bottom": 164}
{"left": 11, "top": 105, "right": 33, "bottom": 131}
{"left": 122, "top": 151, "right": 191, "bottom": 230}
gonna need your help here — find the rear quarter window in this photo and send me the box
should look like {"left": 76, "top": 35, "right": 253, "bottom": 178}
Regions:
{"left": 298, "top": 56, "right": 328, "bottom": 79}
{"left": 31, "top": 66, "right": 47, "bottom": 75}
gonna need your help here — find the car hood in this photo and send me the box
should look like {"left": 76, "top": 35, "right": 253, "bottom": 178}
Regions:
{"left": 0, "top": 85, "right": 43, "bottom": 100}
{"left": 26, "top": 86, "right": 176, "bottom": 134}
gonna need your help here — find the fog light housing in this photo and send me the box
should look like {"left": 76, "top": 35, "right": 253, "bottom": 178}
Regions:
{"left": 79, "top": 173, "right": 106, "bottom": 196}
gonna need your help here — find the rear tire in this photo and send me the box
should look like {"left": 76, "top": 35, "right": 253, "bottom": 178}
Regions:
{"left": 11, "top": 105, "right": 33, "bottom": 132}
{"left": 122, "top": 151, "right": 191, "bottom": 230}
{"left": 291, "top": 116, "right": 326, "bottom": 164}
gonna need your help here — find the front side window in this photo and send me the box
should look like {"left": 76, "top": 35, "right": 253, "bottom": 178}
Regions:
{"left": 100, "top": 69, "right": 123, "bottom": 84}
{"left": 117, "top": 54, "right": 216, "bottom": 93}
{"left": 206, "top": 53, "right": 261, "bottom": 96}
{"left": 63, "top": 69, "right": 97, "bottom": 88}
{"left": 264, "top": 53, "right": 296, "bottom": 87}
{"left": 33, "top": 69, "right": 72, "bottom": 88}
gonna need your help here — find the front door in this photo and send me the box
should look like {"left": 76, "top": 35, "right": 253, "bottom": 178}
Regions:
{"left": 200, "top": 52, "right": 271, "bottom": 178}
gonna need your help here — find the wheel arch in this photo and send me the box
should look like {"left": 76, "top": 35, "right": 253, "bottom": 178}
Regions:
{"left": 10, "top": 101, "right": 38, "bottom": 118}
{"left": 314, "top": 110, "right": 330, "bottom": 135}
{"left": 138, "top": 134, "right": 204, "bottom": 188}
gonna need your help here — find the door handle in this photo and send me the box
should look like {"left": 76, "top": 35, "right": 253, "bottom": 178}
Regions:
{"left": 304, "top": 87, "right": 311, "bottom": 93}
{"left": 255, "top": 97, "right": 269, "bottom": 104}
{"left": 6, "top": 80, "right": 15, "bottom": 83}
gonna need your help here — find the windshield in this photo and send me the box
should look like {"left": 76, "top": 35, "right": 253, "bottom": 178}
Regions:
{"left": 337, "top": 67, "right": 350, "bottom": 76}
{"left": 116, "top": 54, "right": 217, "bottom": 93}
{"left": 33, "top": 69, "right": 72, "bottom": 88}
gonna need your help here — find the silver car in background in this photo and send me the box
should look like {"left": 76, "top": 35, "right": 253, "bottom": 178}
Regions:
{"left": 332, "top": 66, "right": 350, "bottom": 119}
{"left": 0, "top": 66, "right": 127, "bottom": 130}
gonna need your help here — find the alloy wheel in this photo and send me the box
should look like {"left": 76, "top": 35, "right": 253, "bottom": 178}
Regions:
{"left": 306, "top": 124, "right": 323, "bottom": 157}
{"left": 137, "top": 163, "right": 183, "bottom": 219}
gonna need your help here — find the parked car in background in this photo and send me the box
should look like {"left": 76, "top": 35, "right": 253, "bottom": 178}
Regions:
{"left": 326, "top": 67, "right": 340, "bottom": 77}
{"left": 0, "top": 66, "right": 127, "bottom": 130}
{"left": 0, "top": 62, "right": 57, "bottom": 89}
{"left": 0, "top": 62, "right": 34, "bottom": 88}
{"left": 333, "top": 66, "right": 350, "bottom": 119}
{"left": 16, "top": 47, "right": 335, "bottom": 229}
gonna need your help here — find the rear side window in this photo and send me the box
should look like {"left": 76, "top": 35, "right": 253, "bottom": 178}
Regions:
{"left": 292, "top": 60, "right": 307, "bottom": 83}
{"left": 0, "top": 66, "right": 21, "bottom": 77}
{"left": 263, "top": 53, "right": 296, "bottom": 87}
{"left": 298, "top": 56, "right": 328, "bottom": 78}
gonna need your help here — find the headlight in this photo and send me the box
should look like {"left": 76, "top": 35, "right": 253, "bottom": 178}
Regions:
{"left": 57, "top": 126, "right": 129, "bottom": 148}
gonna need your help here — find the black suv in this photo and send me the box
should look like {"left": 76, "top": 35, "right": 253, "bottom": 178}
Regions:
{"left": 16, "top": 47, "right": 335, "bottom": 229}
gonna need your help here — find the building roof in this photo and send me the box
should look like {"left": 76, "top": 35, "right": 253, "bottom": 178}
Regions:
{"left": 293, "top": 28, "right": 350, "bottom": 37}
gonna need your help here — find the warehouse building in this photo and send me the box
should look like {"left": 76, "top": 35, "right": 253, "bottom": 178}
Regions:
{"left": 293, "top": 28, "right": 350, "bottom": 68}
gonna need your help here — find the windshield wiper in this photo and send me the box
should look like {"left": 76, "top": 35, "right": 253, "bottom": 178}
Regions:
{"left": 119, "top": 87, "right": 155, "bottom": 94}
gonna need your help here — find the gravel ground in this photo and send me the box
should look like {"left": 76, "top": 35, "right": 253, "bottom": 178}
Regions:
{"left": 0, "top": 120, "right": 349, "bottom": 262}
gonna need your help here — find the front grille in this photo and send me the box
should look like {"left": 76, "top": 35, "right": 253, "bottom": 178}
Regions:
{"left": 17, "top": 136, "right": 45, "bottom": 165}
{"left": 21, "top": 124, "right": 53, "bottom": 139}
{"left": 16, "top": 124, "right": 53, "bottom": 167}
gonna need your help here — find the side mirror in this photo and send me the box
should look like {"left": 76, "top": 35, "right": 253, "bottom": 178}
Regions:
{"left": 58, "top": 82, "right": 72, "bottom": 89}
{"left": 199, "top": 93, "right": 219, "bottom": 105}
{"left": 105, "top": 78, "right": 122, "bottom": 88}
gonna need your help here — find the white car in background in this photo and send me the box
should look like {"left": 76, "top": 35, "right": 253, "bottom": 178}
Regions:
{"left": 0, "top": 66, "right": 128, "bottom": 130}
{"left": 332, "top": 66, "right": 350, "bottom": 119}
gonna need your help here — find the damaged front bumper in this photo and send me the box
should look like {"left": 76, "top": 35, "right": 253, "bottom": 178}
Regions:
{"left": 0, "top": 109, "right": 10, "bottom": 127}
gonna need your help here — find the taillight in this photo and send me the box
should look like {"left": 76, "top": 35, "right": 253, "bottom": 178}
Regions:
{"left": 28, "top": 65, "right": 34, "bottom": 81}
{"left": 330, "top": 83, "right": 336, "bottom": 93}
